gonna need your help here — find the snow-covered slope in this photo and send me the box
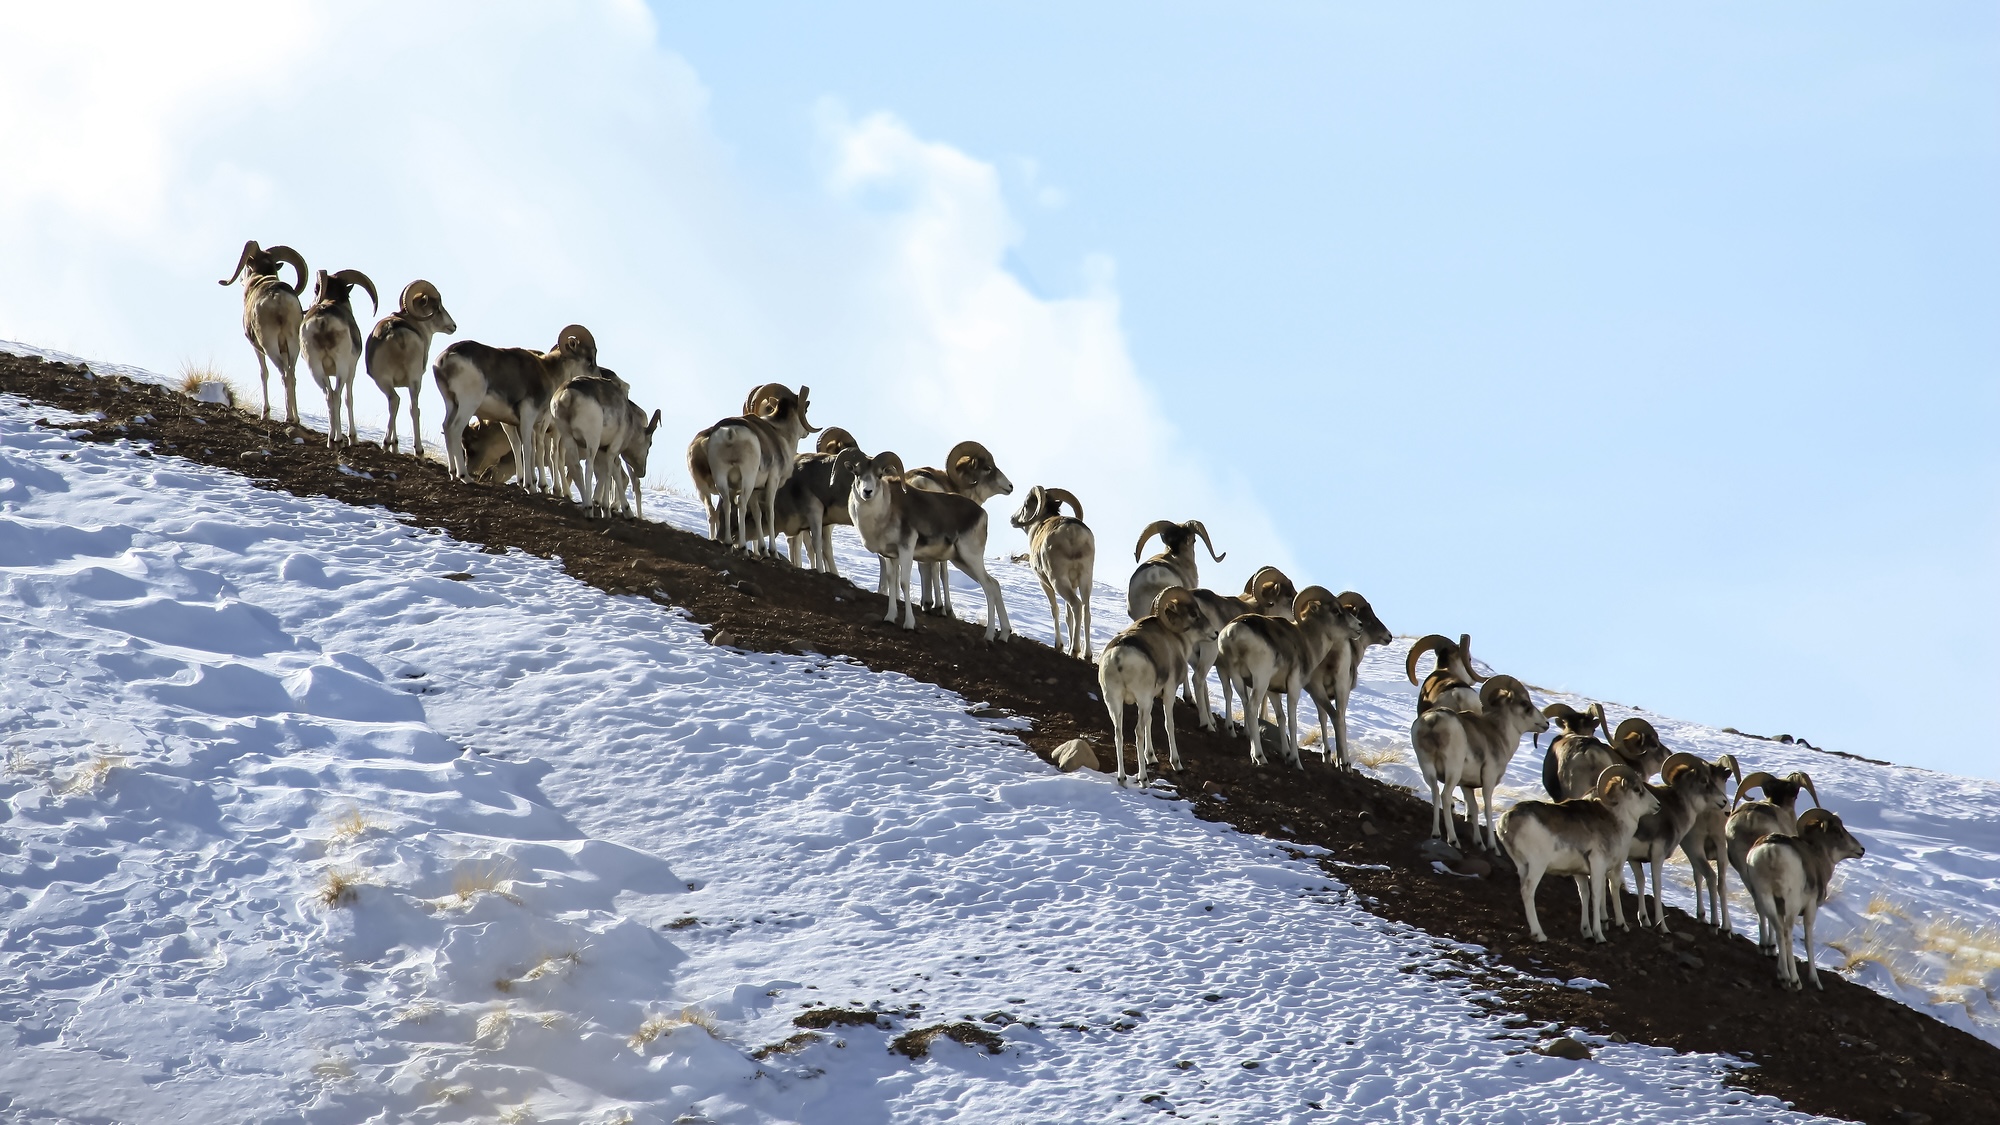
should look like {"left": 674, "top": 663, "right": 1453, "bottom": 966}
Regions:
{"left": 0, "top": 391, "right": 1857, "bottom": 1123}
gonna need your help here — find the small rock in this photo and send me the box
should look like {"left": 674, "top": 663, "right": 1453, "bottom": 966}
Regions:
{"left": 1608, "top": 1032, "right": 1629, "bottom": 1044}
{"left": 734, "top": 580, "right": 761, "bottom": 598}
{"left": 1671, "top": 930, "right": 1697, "bottom": 946}
{"left": 1240, "top": 1060, "right": 1260, "bottom": 1069}
{"left": 1052, "top": 739, "right": 1099, "bottom": 773}
{"left": 1676, "top": 952, "right": 1705, "bottom": 970}
{"left": 1359, "top": 819, "right": 1381, "bottom": 837}
{"left": 1535, "top": 1036, "right": 1592, "bottom": 1061}
{"left": 711, "top": 630, "right": 737, "bottom": 647}
{"left": 1416, "top": 839, "right": 1463, "bottom": 865}
{"left": 1450, "top": 853, "right": 1493, "bottom": 878}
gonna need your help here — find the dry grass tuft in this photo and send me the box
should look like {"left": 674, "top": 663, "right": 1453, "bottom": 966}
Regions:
{"left": 533, "top": 1010, "right": 567, "bottom": 1030}
{"left": 476, "top": 1003, "right": 515, "bottom": 1048}
{"left": 451, "top": 859, "right": 521, "bottom": 906}
{"left": 177, "top": 364, "right": 239, "bottom": 408}
{"left": 5, "top": 747, "right": 49, "bottom": 779}
{"left": 630, "top": 1006, "right": 720, "bottom": 1049}
{"left": 57, "top": 754, "right": 125, "bottom": 795}
{"left": 310, "top": 1052, "right": 354, "bottom": 1082}
{"left": 521, "top": 950, "right": 582, "bottom": 983}
{"left": 499, "top": 1102, "right": 536, "bottom": 1124}
{"left": 751, "top": 1031, "right": 822, "bottom": 1060}
{"left": 1354, "top": 744, "right": 1404, "bottom": 771}
{"left": 1865, "top": 894, "right": 1910, "bottom": 921}
{"left": 315, "top": 866, "right": 370, "bottom": 908}
{"left": 392, "top": 1001, "right": 443, "bottom": 1025}
{"left": 326, "top": 805, "right": 379, "bottom": 844}
{"left": 430, "top": 1082, "right": 473, "bottom": 1105}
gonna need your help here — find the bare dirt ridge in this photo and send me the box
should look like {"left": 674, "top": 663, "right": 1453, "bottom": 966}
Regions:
{"left": 6, "top": 352, "right": 1993, "bottom": 1125}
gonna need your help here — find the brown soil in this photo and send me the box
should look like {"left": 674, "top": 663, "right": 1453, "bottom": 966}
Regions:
{"left": 7, "top": 350, "right": 1995, "bottom": 1125}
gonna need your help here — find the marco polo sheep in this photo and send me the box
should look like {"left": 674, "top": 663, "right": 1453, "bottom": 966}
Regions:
{"left": 436, "top": 324, "right": 599, "bottom": 490}
{"left": 1743, "top": 809, "right": 1866, "bottom": 990}
{"left": 1216, "top": 587, "right": 1350, "bottom": 768}
{"left": 1127, "top": 520, "right": 1224, "bottom": 622}
{"left": 300, "top": 269, "right": 378, "bottom": 447}
{"left": 1726, "top": 770, "right": 1823, "bottom": 953}
{"left": 1497, "top": 765, "right": 1662, "bottom": 943}
{"left": 218, "top": 240, "right": 309, "bottom": 422}
{"left": 1404, "top": 633, "right": 1486, "bottom": 714}
{"left": 364, "top": 279, "right": 456, "bottom": 455}
{"left": 848, "top": 452, "right": 1011, "bottom": 641}
{"left": 1009, "top": 486, "right": 1096, "bottom": 660}
{"left": 905, "top": 440, "right": 1013, "bottom": 618}
{"left": 1298, "top": 591, "right": 1393, "bottom": 770}
{"left": 1098, "top": 586, "right": 1208, "bottom": 786}
{"left": 1410, "top": 674, "right": 1548, "bottom": 850}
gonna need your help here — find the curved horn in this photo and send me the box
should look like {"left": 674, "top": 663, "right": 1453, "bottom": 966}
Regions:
{"left": 1406, "top": 634, "right": 1455, "bottom": 686}
{"left": 1153, "top": 585, "right": 1198, "bottom": 617}
{"left": 1336, "top": 590, "right": 1372, "bottom": 613}
{"left": 1734, "top": 771, "right": 1778, "bottom": 808}
{"left": 1791, "top": 771, "right": 1820, "bottom": 809}
{"left": 1480, "top": 674, "right": 1527, "bottom": 708}
{"left": 310, "top": 269, "right": 331, "bottom": 302}
{"left": 554, "top": 324, "right": 596, "bottom": 360}
{"left": 742, "top": 382, "right": 790, "bottom": 415}
{"left": 219, "top": 239, "right": 259, "bottom": 285}
{"left": 796, "top": 385, "right": 820, "bottom": 432}
{"left": 399, "top": 278, "right": 442, "bottom": 316}
{"left": 1134, "top": 519, "right": 1179, "bottom": 562}
{"left": 1042, "top": 487, "right": 1084, "bottom": 519}
{"left": 1186, "top": 520, "right": 1225, "bottom": 563}
{"left": 1292, "top": 585, "right": 1338, "bottom": 617}
{"left": 1406, "top": 635, "right": 1457, "bottom": 686}
{"left": 1244, "top": 565, "right": 1288, "bottom": 595}
{"left": 1661, "top": 751, "right": 1704, "bottom": 785}
{"left": 1613, "top": 717, "right": 1659, "bottom": 749}
{"left": 816, "top": 426, "right": 859, "bottom": 456}
{"left": 876, "top": 450, "right": 906, "bottom": 476}
{"left": 1594, "top": 763, "right": 1644, "bottom": 797}
{"left": 1720, "top": 754, "right": 1743, "bottom": 789}
{"left": 333, "top": 269, "right": 378, "bottom": 314}
{"left": 1796, "top": 807, "right": 1838, "bottom": 833}
{"left": 946, "top": 439, "right": 994, "bottom": 472}
{"left": 1459, "top": 634, "right": 1490, "bottom": 683}
{"left": 1587, "top": 702, "right": 1610, "bottom": 742}
{"left": 266, "top": 245, "right": 308, "bottom": 292}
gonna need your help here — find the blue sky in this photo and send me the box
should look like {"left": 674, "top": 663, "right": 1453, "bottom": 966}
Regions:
{"left": 0, "top": 2, "right": 1993, "bottom": 774}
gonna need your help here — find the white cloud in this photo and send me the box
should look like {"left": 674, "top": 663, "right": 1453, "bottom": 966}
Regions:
{"left": 0, "top": 0, "right": 1292, "bottom": 591}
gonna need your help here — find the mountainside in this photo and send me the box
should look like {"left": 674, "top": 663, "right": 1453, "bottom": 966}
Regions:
{"left": 4, "top": 344, "right": 1999, "bottom": 1124}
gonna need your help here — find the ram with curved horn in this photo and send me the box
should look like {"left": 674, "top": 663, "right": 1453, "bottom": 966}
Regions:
{"left": 1010, "top": 486, "right": 1097, "bottom": 660}
{"left": 700, "top": 384, "right": 822, "bottom": 554}
{"left": 1127, "top": 519, "right": 1225, "bottom": 623}
{"left": 904, "top": 440, "right": 1014, "bottom": 619}
{"left": 1617, "top": 751, "right": 1732, "bottom": 933}
{"left": 218, "top": 239, "right": 310, "bottom": 423}
{"left": 1743, "top": 808, "right": 1866, "bottom": 990}
{"left": 1405, "top": 633, "right": 1486, "bottom": 715}
{"left": 771, "top": 445, "right": 869, "bottom": 575}
{"left": 1541, "top": 709, "right": 1667, "bottom": 801}
{"left": 550, "top": 372, "right": 659, "bottom": 518}
{"left": 1411, "top": 674, "right": 1549, "bottom": 851}
{"left": 1496, "top": 764, "right": 1661, "bottom": 943}
{"left": 300, "top": 269, "right": 378, "bottom": 447}
{"left": 816, "top": 427, "right": 861, "bottom": 456}
{"left": 1676, "top": 753, "right": 1743, "bottom": 931}
{"left": 1723, "top": 769, "right": 1824, "bottom": 951}
{"left": 1186, "top": 566, "right": 1296, "bottom": 733}
{"left": 1098, "top": 586, "right": 1207, "bottom": 786}
{"left": 364, "top": 279, "right": 457, "bottom": 455}
{"left": 435, "top": 324, "right": 599, "bottom": 491}
{"left": 848, "top": 452, "right": 1011, "bottom": 642}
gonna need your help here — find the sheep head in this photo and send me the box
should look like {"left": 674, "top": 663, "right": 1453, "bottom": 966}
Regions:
{"left": 398, "top": 279, "right": 456, "bottom": 333}
{"left": 220, "top": 240, "right": 307, "bottom": 292}
{"left": 817, "top": 426, "right": 860, "bottom": 456}
{"left": 314, "top": 269, "right": 378, "bottom": 314}
{"left": 1336, "top": 591, "right": 1393, "bottom": 646}
{"left": 945, "top": 439, "right": 1012, "bottom": 501}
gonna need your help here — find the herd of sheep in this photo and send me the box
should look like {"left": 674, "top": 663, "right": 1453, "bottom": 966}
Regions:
{"left": 220, "top": 239, "right": 1866, "bottom": 992}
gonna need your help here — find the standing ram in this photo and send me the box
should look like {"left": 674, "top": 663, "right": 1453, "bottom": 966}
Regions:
{"left": 1010, "top": 486, "right": 1096, "bottom": 661}
{"left": 699, "top": 384, "right": 820, "bottom": 554}
{"left": 1127, "top": 520, "right": 1225, "bottom": 622}
{"left": 218, "top": 240, "right": 309, "bottom": 423}
{"left": 905, "top": 441, "right": 1013, "bottom": 618}
{"left": 364, "top": 280, "right": 457, "bottom": 455}
{"left": 1098, "top": 586, "right": 1207, "bottom": 786}
{"left": 435, "top": 324, "right": 599, "bottom": 490}
{"left": 848, "top": 452, "right": 1011, "bottom": 641}
{"left": 300, "top": 269, "right": 377, "bottom": 447}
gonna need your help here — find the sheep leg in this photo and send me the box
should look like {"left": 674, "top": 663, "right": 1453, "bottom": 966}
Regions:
{"left": 1605, "top": 866, "right": 1631, "bottom": 933}
{"left": 250, "top": 335, "right": 271, "bottom": 420}
{"left": 1650, "top": 854, "right": 1670, "bottom": 933}
{"left": 1161, "top": 684, "right": 1183, "bottom": 771}
{"left": 1282, "top": 685, "right": 1305, "bottom": 768}
{"left": 1574, "top": 872, "right": 1598, "bottom": 941}
{"left": 1802, "top": 899, "right": 1823, "bottom": 990}
{"left": 383, "top": 386, "right": 403, "bottom": 454}
{"left": 1077, "top": 589, "right": 1093, "bottom": 663}
{"left": 1037, "top": 573, "right": 1061, "bottom": 649}
{"left": 1519, "top": 862, "right": 1549, "bottom": 941}
{"left": 281, "top": 342, "right": 301, "bottom": 425}
{"left": 1627, "top": 860, "right": 1649, "bottom": 928}
{"left": 1107, "top": 692, "right": 1128, "bottom": 785}
{"left": 409, "top": 387, "right": 424, "bottom": 456}
{"left": 894, "top": 551, "right": 918, "bottom": 630}
{"left": 1244, "top": 672, "right": 1272, "bottom": 767}
{"left": 344, "top": 368, "right": 358, "bottom": 443}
